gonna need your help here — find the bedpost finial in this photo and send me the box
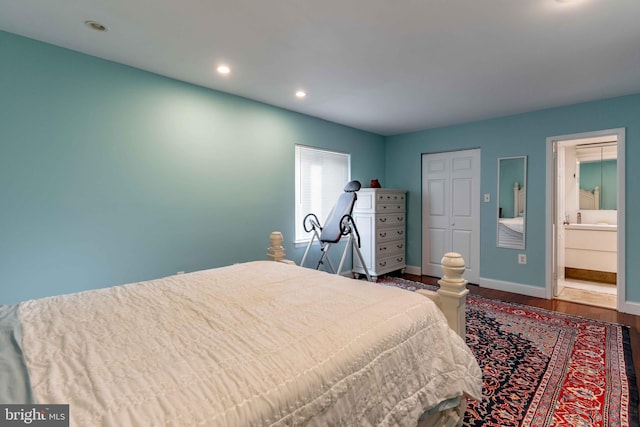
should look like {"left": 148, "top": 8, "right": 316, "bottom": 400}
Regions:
{"left": 440, "top": 252, "right": 466, "bottom": 285}
{"left": 270, "top": 231, "right": 283, "bottom": 248}
{"left": 267, "top": 231, "right": 286, "bottom": 262}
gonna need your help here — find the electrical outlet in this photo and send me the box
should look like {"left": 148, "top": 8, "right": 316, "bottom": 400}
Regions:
{"left": 484, "top": 193, "right": 490, "bottom": 202}
{"left": 518, "top": 254, "right": 527, "bottom": 264}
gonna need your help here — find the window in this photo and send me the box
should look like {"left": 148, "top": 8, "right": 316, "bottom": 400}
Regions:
{"left": 295, "top": 145, "right": 351, "bottom": 244}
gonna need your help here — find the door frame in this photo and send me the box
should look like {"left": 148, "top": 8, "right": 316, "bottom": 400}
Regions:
{"left": 421, "top": 148, "right": 481, "bottom": 283}
{"left": 545, "top": 128, "right": 625, "bottom": 311}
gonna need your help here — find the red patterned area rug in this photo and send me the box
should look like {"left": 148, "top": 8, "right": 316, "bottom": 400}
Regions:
{"left": 377, "top": 277, "right": 639, "bottom": 427}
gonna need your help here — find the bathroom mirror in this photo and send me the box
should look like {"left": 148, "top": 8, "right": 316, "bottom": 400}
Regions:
{"left": 497, "top": 156, "right": 526, "bottom": 249}
{"left": 576, "top": 143, "right": 617, "bottom": 210}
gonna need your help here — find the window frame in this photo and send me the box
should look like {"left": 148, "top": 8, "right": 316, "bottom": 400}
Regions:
{"left": 294, "top": 145, "right": 351, "bottom": 245}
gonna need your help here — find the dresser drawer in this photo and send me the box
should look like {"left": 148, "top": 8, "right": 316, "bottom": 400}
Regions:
{"left": 375, "top": 203, "right": 404, "bottom": 213}
{"left": 375, "top": 227, "right": 405, "bottom": 243}
{"left": 354, "top": 189, "right": 406, "bottom": 213}
{"left": 376, "top": 192, "right": 406, "bottom": 204}
{"left": 376, "top": 213, "right": 405, "bottom": 227}
{"left": 376, "top": 241, "right": 405, "bottom": 257}
{"left": 374, "top": 254, "right": 406, "bottom": 272}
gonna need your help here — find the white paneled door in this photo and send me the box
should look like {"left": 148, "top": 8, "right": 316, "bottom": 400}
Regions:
{"left": 422, "top": 149, "right": 480, "bottom": 283}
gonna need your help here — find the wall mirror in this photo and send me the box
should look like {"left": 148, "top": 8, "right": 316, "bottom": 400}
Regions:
{"left": 576, "top": 143, "right": 617, "bottom": 210}
{"left": 497, "top": 156, "right": 526, "bottom": 249}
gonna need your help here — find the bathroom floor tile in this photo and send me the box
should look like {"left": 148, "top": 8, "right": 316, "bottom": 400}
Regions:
{"left": 555, "top": 286, "right": 616, "bottom": 309}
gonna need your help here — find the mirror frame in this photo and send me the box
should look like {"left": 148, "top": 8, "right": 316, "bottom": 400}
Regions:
{"left": 497, "top": 156, "right": 527, "bottom": 250}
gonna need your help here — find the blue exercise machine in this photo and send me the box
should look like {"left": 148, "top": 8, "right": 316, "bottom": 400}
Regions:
{"left": 300, "top": 180, "right": 372, "bottom": 281}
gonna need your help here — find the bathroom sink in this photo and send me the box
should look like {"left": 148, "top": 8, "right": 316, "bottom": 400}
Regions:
{"left": 565, "top": 223, "right": 617, "bottom": 231}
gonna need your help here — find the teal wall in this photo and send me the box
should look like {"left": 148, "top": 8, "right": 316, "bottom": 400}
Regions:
{"left": 3, "top": 30, "right": 640, "bottom": 305}
{"left": 0, "top": 31, "right": 385, "bottom": 304}
{"left": 385, "top": 94, "right": 640, "bottom": 302}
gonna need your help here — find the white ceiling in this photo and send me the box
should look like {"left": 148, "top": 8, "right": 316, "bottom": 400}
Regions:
{"left": 1, "top": 0, "right": 639, "bottom": 136}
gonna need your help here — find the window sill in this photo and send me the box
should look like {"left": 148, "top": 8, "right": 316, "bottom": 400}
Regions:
{"left": 294, "top": 239, "right": 318, "bottom": 249}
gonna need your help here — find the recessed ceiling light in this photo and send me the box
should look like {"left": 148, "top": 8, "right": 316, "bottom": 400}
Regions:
{"left": 217, "top": 65, "right": 231, "bottom": 75}
{"left": 85, "top": 20, "right": 108, "bottom": 32}
{"left": 295, "top": 90, "right": 306, "bottom": 98}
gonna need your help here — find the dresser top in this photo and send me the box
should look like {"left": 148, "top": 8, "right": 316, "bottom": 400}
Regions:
{"left": 357, "top": 188, "right": 406, "bottom": 193}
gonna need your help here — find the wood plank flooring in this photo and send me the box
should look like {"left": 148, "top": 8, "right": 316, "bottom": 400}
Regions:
{"left": 403, "top": 273, "right": 640, "bottom": 413}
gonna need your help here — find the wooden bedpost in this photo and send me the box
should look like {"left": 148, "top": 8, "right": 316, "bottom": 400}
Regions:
{"left": 267, "top": 231, "right": 296, "bottom": 264}
{"left": 416, "top": 252, "right": 469, "bottom": 338}
{"left": 267, "top": 231, "right": 286, "bottom": 261}
{"left": 437, "top": 253, "right": 469, "bottom": 338}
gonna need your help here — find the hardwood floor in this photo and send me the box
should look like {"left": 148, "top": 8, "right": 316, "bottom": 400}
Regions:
{"left": 404, "top": 273, "right": 640, "bottom": 409}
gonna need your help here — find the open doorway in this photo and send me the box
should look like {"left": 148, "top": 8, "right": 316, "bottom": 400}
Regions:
{"left": 546, "top": 129, "right": 625, "bottom": 310}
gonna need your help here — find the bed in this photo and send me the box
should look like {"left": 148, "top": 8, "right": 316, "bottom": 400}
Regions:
{"left": 497, "top": 216, "right": 524, "bottom": 246}
{"left": 497, "top": 181, "right": 525, "bottom": 248}
{"left": 1, "top": 232, "right": 482, "bottom": 426}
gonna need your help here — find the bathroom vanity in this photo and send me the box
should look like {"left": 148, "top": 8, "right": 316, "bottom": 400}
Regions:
{"left": 564, "top": 223, "right": 617, "bottom": 284}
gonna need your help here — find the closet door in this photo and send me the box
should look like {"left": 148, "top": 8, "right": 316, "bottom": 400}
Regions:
{"left": 422, "top": 149, "right": 480, "bottom": 283}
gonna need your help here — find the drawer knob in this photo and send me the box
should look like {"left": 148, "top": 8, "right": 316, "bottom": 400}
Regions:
{"left": 380, "top": 232, "right": 387, "bottom": 237}
{"left": 379, "top": 218, "right": 387, "bottom": 222}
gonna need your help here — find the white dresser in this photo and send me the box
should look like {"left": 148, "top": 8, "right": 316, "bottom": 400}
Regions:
{"left": 352, "top": 188, "right": 407, "bottom": 280}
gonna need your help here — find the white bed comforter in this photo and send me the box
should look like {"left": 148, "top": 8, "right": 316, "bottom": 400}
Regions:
{"left": 499, "top": 217, "right": 524, "bottom": 233}
{"left": 19, "top": 261, "right": 481, "bottom": 426}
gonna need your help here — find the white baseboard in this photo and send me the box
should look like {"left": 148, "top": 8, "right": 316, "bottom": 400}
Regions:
{"left": 406, "top": 269, "right": 640, "bottom": 314}
{"left": 619, "top": 300, "right": 640, "bottom": 316}
{"left": 401, "top": 269, "right": 550, "bottom": 302}
{"left": 405, "top": 265, "right": 421, "bottom": 276}
{"left": 479, "top": 277, "right": 548, "bottom": 299}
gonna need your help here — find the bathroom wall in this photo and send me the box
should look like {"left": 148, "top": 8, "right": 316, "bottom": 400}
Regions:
{"left": 564, "top": 146, "right": 578, "bottom": 223}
